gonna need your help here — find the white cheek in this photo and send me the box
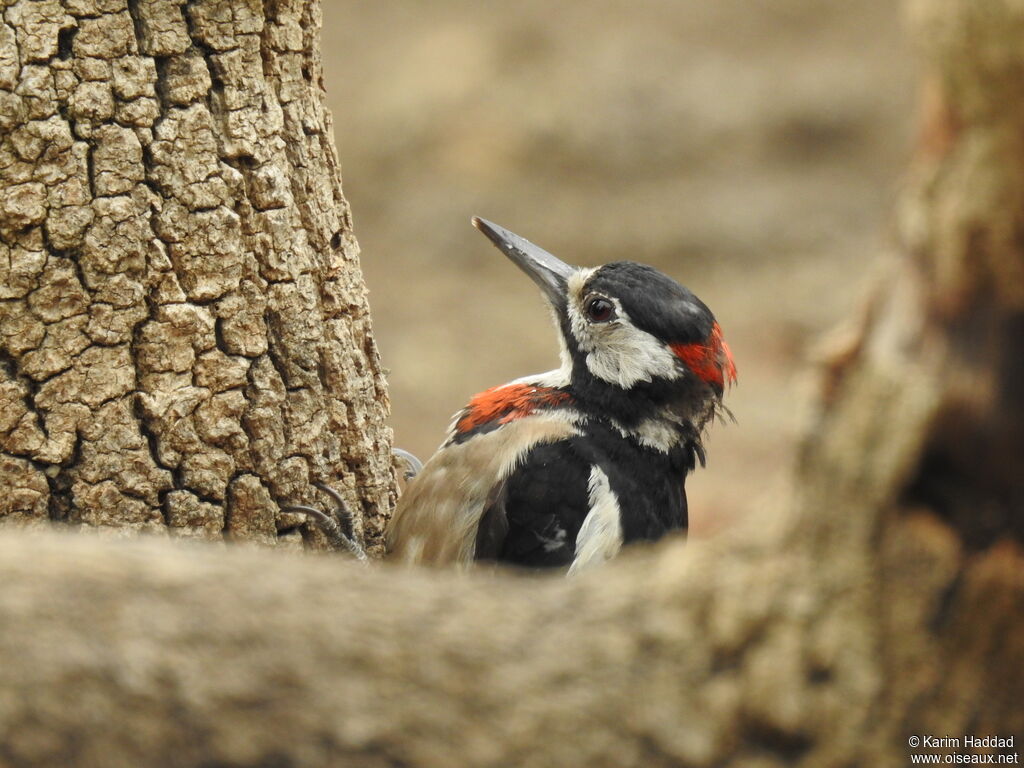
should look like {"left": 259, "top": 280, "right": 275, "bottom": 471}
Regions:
{"left": 567, "top": 271, "right": 681, "bottom": 388}
{"left": 570, "top": 306, "right": 680, "bottom": 388}
{"left": 585, "top": 323, "right": 680, "bottom": 387}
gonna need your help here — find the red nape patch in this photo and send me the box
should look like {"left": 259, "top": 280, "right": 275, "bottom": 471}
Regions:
{"left": 456, "top": 384, "right": 573, "bottom": 433}
{"left": 670, "top": 322, "right": 737, "bottom": 389}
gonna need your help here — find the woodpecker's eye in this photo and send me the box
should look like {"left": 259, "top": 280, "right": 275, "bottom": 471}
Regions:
{"left": 585, "top": 296, "right": 616, "bottom": 323}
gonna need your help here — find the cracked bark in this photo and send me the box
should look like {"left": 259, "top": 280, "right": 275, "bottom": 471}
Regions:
{"left": 0, "top": 0, "right": 395, "bottom": 551}
{"left": 0, "top": 1, "right": 1022, "bottom": 767}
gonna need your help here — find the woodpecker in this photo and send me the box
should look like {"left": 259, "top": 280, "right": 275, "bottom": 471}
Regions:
{"left": 385, "top": 217, "right": 736, "bottom": 573}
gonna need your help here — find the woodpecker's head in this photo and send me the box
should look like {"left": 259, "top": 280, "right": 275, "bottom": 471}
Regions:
{"left": 472, "top": 217, "right": 736, "bottom": 425}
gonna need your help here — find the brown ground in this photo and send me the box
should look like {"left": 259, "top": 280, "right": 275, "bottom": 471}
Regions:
{"left": 321, "top": 1, "right": 916, "bottom": 534}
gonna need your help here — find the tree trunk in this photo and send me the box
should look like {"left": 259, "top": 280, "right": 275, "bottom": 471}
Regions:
{"left": 0, "top": 0, "right": 395, "bottom": 550}
{"left": 0, "top": 1, "right": 1021, "bottom": 767}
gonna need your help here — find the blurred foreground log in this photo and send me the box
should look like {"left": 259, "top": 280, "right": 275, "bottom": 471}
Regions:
{"left": 1, "top": 0, "right": 1023, "bottom": 767}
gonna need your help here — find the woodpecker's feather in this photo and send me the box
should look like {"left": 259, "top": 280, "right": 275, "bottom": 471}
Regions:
{"left": 567, "top": 466, "right": 624, "bottom": 575}
{"left": 448, "top": 382, "right": 575, "bottom": 444}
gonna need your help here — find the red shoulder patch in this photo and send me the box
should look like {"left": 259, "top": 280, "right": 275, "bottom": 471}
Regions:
{"left": 670, "top": 322, "right": 737, "bottom": 390}
{"left": 456, "top": 383, "right": 573, "bottom": 434}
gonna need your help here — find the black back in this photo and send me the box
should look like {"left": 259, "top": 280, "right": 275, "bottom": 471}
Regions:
{"left": 476, "top": 418, "right": 695, "bottom": 569}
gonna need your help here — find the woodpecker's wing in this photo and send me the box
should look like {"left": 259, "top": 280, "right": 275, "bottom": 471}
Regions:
{"left": 385, "top": 411, "right": 580, "bottom": 566}
{"left": 484, "top": 436, "right": 596, "bottom": 568}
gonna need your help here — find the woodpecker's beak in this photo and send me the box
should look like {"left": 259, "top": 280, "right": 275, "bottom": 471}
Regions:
{"left": 472, "top": 217, "right": 574, "bottom": 307}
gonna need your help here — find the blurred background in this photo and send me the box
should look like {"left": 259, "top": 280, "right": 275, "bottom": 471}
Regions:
{"left": 321, "top": 0, "right": 916, "bottom": 535}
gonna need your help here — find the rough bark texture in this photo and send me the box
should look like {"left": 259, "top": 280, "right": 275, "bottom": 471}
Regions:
{"left": 0, "top": 0, "right": 395, "bottom": 549}
{"left": 0, "top": 1, "right": 1022, "bottom": 767}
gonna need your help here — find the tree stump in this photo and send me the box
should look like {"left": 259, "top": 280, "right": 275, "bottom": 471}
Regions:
{"left": 0, "top": 0, "right": 395, "bottom": 551}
